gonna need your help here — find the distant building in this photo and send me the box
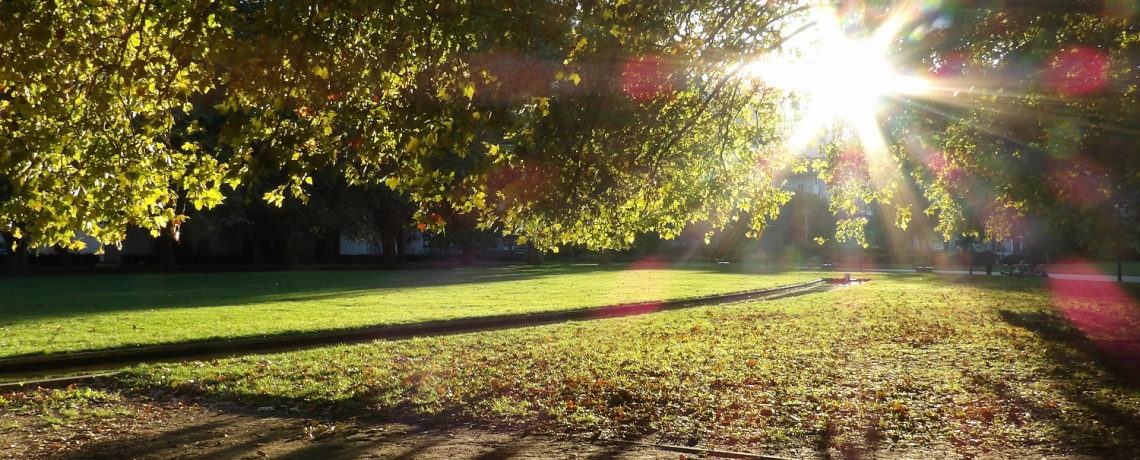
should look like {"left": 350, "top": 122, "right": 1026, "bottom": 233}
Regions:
{"left": 782, "top": 174, "right": 828, "bottom": 198}
{"left": 777, "top": 134, "right": 831, "bottom": 198}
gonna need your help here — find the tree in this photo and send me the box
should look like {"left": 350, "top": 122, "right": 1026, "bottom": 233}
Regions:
{"left": 31, "top": 0, "right": 1130, "bottom": 261}
{"left": 1, "top": 0, "right": 228, "bottom": 253}
{"left": 847, "top": 3, "right": 1140, "bottom": 253}
{"left": 3, "top": 0, "right": 818, "bottom": 259}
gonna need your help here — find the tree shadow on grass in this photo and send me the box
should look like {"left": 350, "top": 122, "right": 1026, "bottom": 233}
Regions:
{"left": 0, "top": 266, "right": 575, "bottom": 321}
{"left": 1000, "top": 279, "right": 1140, "bottom": 385}
{"left": 994, "top": 304, "right": 1140, "bottom": 458}
{"left": 49, "top": 414, "right": 423, "bottom": 460}
{"left": 1, "top": 263, "right": 818, "bottom": 361}
{"left": 1, "top": 263, "right": 764, "bottom": 323}
{"left": 46, "top": 396, "right": 651, "bottom": 460}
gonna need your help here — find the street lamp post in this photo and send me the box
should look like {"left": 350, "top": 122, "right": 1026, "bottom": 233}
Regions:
{"left": 1117, "top": 204, "right": 1123, "bottom": 282}
{"left": 804, "top": 210, "right": 811, "bottom": 244}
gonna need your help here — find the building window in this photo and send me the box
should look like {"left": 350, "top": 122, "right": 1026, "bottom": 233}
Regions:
{"left": 798, "top": 184, "right": 804, "bottom": 192}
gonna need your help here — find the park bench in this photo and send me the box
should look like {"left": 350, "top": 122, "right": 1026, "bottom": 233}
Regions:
{"left": 821, "top": 263, "right": 834, "bottom": 270}
{"left": 714, "top": 258, "right": 730, "bottom": 265}
{"left": 916, "top": 266, "right": 934, "bottom": 273}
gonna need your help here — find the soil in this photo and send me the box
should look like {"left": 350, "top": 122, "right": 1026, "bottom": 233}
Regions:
{"left": 0, "top": 388, "right": 780, "bottom": 460}
{"left": 2, "top": 402, "right": 663, "bottom": 459}
{"left": 0, "top": 389, "right": 1106, "bottom": 460}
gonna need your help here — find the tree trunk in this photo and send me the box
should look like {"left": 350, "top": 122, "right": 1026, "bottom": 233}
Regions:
{"left": 322, "top": 232, "right": 339, "bottom": 264}
{"left": 3, "top": 231, "right": 30, "bottom": 275}
{"left": 381, "top": 233, "right": 397, "bottom": 268}
{"left": 250, "top": 237, "right": 264, "bottom": 265}
{"left": 526, "top": 242, "right": 544, "bottom": 266}
{"left": 396, "top": 227, "right": 407, "bottom": 265}
{"left": 54, "top": 244, "right": 72, "bottom": 267}
{"left": 283, "top": 236, "right": 300, "bottom": 270}
{"left": 159, "top": 225, "right": 178, "bottom": 272}
{"left": 598, "top": 249, "right": 611, "bottom": 266}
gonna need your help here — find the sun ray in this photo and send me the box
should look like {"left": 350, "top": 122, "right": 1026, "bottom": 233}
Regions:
{"left": 741, "top": 1, "right": 959, "bottom": 252}
{"left": 745, "top": 2, "right": 933, "bottom": 161}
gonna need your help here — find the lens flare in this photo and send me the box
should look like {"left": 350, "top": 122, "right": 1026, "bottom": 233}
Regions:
{"left": 1049, "top": 272, "right": 1140, "bottom": 382}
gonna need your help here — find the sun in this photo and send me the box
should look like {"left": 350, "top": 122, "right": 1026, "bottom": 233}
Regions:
{"left": 744, "top": 4, "right": 930, "bottom": 152}
{"left": 802, "top": 38, "right": 903, "bottom": 120}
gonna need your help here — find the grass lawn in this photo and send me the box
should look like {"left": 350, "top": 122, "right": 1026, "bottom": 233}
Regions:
{"left": 0, "top": 265, "right": 822, "bottom": 358}
{"left": 108, "top": 273, "right": 1140, "bottom": 458}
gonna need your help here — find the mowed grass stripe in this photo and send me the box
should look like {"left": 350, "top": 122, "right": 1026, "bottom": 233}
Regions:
{"left": 116, "top": 275, "right": 1140, "bottom": 458}
{"left": 0, "top": 265, "right": 821, "bottom": 357}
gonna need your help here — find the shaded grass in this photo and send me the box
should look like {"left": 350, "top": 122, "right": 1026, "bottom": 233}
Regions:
{"left": 116, "top": 274, "right": 1140, "bottom": 458}
{"left": 0, "top": 264, "right": 821, "bottom": 357}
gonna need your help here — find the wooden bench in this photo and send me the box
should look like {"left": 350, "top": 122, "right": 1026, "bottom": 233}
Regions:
{"left": 714, "top": 258, "right": 730, "bottom": 265}
{"left": 821, "top": 263, "right": 834, "bottom": 270}
{"left": 916, "top": 266, "right": 934, "bottom": 273}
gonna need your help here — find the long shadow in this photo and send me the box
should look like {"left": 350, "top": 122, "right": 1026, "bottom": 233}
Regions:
{"left": 272, "top": 439, "right": 384, "bottom": 460}
{"left": 0, "top": 279, "right": 828, "bottom": 377}
{"left": 44, "top": 394, "right": 648, "bottom": 460}
{"left": 1000, "top": 282, "right": 1140, "bottom": 385}
{"left": 584, "top": 440, "right": 641, "bottom": 460}
{"left": 48, "top": 414, "right": 298, "bottom": 460}
{"left": 42, "top": 367, "right": 667, "bottom": 460}
{"left": 0, "top": 264, "right": 823, "bottom": 366}
{"left": 992, "top": 303, "right": 1140, "bottom": 457}
{"left": 0, "top": 265, "right": 576, "bottom": 321}
{"left": 0, "top": 263, "right": 778, "bottom": 323}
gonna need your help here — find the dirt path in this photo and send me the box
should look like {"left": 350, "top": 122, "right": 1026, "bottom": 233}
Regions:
{"left": 2, "top": 402, "right": 670, "bottom": 460}
{"left": 2, "top": 391, "right": 1099, "bottom": 460}
{"left": 2, "top": 389, "right": 797, "bottom": 460}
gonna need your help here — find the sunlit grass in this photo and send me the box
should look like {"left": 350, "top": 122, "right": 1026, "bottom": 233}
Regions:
{"left": 118, "top": 274, "right": 1140, "bottom": 457}
{"left": 0, "top": 265, "right": 821, "bottom": 357}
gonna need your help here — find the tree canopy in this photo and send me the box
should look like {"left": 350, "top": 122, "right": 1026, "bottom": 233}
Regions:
{"left": 3, "top": 0, "right": 810, "bottom": 253}
{"left": 3, "top": 0, "right": 1138, "bottom": 255}
{"left": 819, "top": 1, "right": 1140, "bottom": 251}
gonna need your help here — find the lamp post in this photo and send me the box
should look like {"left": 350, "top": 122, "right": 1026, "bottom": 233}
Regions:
{"left": 1117, "top": 204, "right": 1123, "bottom": 282}
{"left": 804, "top": 210, "right": 811, "bottom": 244}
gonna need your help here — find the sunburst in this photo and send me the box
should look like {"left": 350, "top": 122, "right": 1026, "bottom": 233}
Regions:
{"left": 745, "top": 3, "right": 930, "bottom": 157}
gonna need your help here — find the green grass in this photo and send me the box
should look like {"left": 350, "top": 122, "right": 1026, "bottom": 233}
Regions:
{"left": 115, "top": 274, "right": 1140, "bottom": 458}
{"left": 0, "top": 265, "right": 822, "bottom": 357}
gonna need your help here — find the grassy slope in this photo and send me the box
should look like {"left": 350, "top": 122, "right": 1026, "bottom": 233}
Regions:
{"left": 117, "top": 274, "right": 1140, "bottom": 458}
{"left": 0, "top": 265, "right": 820, "bottom": 357}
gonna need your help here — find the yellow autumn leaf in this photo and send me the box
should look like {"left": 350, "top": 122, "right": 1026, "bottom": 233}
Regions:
{"left": 313, "top": 65, "right": 329, "bottom": 80}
